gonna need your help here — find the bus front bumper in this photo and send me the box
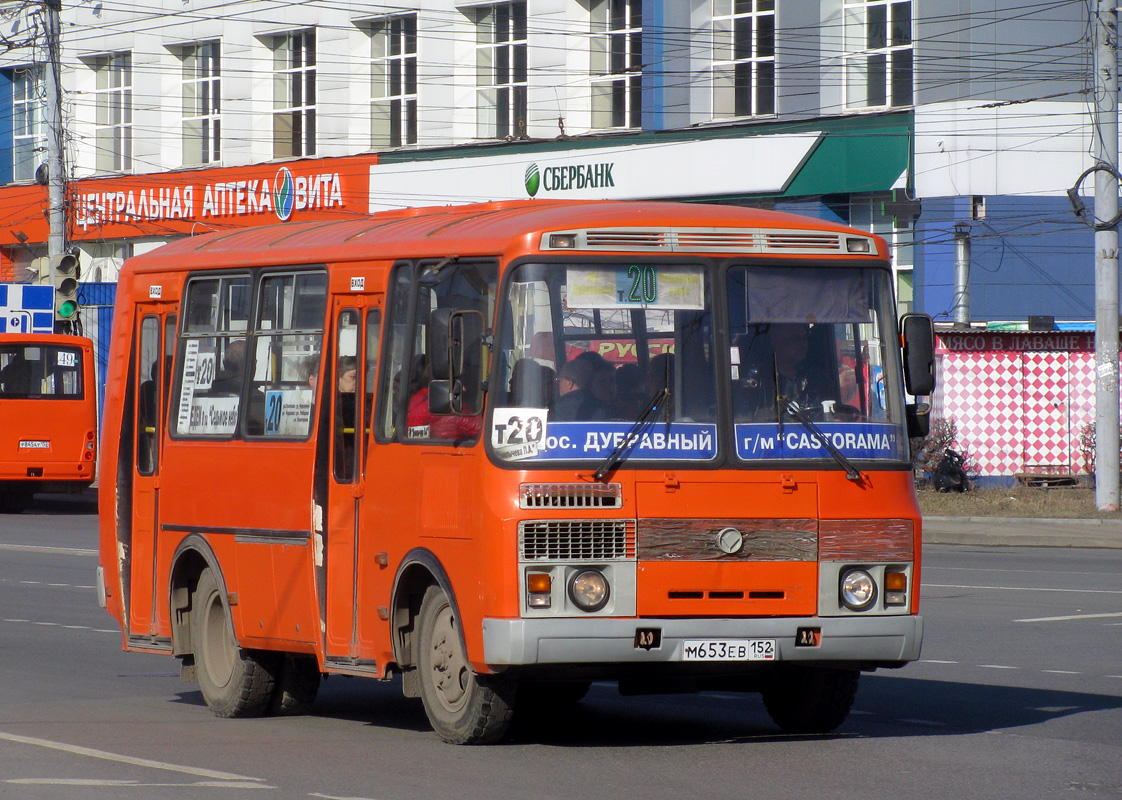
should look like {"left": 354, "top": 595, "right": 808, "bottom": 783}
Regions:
{"left": 482, "top": 615, "right": 923, "bottom": 667}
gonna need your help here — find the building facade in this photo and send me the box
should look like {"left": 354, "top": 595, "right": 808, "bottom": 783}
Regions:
{"left": 0, "top": 0, "right": 1105, "bottom": 477}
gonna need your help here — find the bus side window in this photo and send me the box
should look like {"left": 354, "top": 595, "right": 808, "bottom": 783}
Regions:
{"left": 245, "top": 272, "right": 327, "bottom": 438}
{"left": 377, "top": 265, "right": 413, "bottom": 442}
{"left": 404, "top": 260, "right": 496, "bottom": 443}
{"left": 175, "top": 275, "right": 251, "bottom": 438}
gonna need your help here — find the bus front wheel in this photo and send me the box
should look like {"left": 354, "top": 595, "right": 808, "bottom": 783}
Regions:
{"left": 191, "top": 567, "right": 278, "bottom": 718}
{"left": 761, "top": 666, "right": 860, "bottom": 734}
{"left": 416, "top": 585, "right": 515, "bottom": 744}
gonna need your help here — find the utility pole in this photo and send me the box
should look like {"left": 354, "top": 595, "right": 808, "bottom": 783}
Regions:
{"left": 1093, "top": 0, "right": 1120, "bottom": 511}
{"left": 42, "top": 0, "right": 72, "bottom": 331}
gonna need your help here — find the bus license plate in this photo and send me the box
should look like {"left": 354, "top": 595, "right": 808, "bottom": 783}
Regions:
{"left": 682, "top": 639, "right": 776, "bottom": 661}
{"left": 19, "top": 440, "right": 50, "bottom": 449}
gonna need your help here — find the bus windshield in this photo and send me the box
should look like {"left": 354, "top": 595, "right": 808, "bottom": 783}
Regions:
{"left": 491, "top": 260, "right": 907, "bottom": 466}
{"left": 492, "top": 260, "right": 718, "bottom": 463}
{"left": 0, "top": 342, "right": 85, "bottom": 399}
{"left": 727, "top": 264, "right": 907, "bottom": 464}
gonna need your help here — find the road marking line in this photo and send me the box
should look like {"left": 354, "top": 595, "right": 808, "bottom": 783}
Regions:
{"left": 0, "top": 579, "right": 95, "bottom": 590}
{"left": 2, "top": 618, "right": 119, "bottom": 634}
{"left": 978, "top": 664, "right": 1019, "bottom": 670}
{"left": 919, "top": 659, "right": 958, "bottom": 664}
{"left": 6, "top": 779, "right": 273, "bottom": 789}
{"left": 1042, "top": 670, "right": 1082, "bottom": 675}
{"left": 1016, "top": 612, "right": 1122, "bottom": 623}
{"left": 310, "top": 794, "right": 383, "bottom": 800}
{"left": 0, "top": 543, "right": 97, "bottom": 556}
{"left": 0, "top": 731, "right": 263, "bottom": 782}
{"left": 926, "top": 583, "right": 1122, "bottom": 596}
{"left": 7, "top": 780, "right": 141, "bottom": 786}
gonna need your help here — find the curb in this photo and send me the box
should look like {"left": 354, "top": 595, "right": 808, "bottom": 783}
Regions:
{"left": 923, "top": 516, "right": 1122, "bottom": 549}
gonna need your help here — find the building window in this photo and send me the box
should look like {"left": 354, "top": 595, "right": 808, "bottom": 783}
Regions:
{"left": 93, "top": 53, "right": 132, "bottom": 173}
{"left": 180, "top": 41, "right": 221, "bottom": 166}
{"left": 712, "top": 0, "right": 775, "bottom": 119}
{"left": 474, "top": 3, "right": 526, "bottom": 140}
{"left": 844, "top": 0, "right": 912, "bottom": 109}
{"left": 851, "top": 193, "right": 914, "bottom": 315}
{"left": 370, "top": 14, "right": 417, "bottom": 148}
{"left": 272, "top": 30, "right": 316, "bottom": 158}
{"left": 590, "top": 0, "right": 642, "bottom": 129}
{"left": 12, "top": 66, "right": 45, "bottom": 182}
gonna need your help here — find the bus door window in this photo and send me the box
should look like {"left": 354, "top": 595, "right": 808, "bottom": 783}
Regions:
{"left": 334, "top": 310, "right": 360, "bottom": 482}
{"left": 362, "top": 308, "right": 381, "bottom": 470}
{"left": 161, "top": 315, "right": 177, "bottom": 423}
{"left": 137, "top": 316, "right": 162, "bottom": 475}
{"left": 245, "top": 271, "right": 328, "bottom": 438}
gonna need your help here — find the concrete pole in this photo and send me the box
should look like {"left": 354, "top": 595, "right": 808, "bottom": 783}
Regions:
{"left": 953, "top": 222, "right": 971, "bottom": 328}
{"left": 42, "top": 0, "right": 68, "bottom": 330}
{"left": 1093, "top": 0, "right": 1120, "bottom": 510}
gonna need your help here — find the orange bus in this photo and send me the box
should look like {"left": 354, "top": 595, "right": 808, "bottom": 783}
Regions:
{"left": 0, "top": 332, "right": 98, "bottom": 512}
{"left": 97, "top": 200, "right": 935, "bottom": 744}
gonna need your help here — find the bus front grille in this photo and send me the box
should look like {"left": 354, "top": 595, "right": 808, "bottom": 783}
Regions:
{"left": 518, "top": 520, "right": 636, "bottom": 561}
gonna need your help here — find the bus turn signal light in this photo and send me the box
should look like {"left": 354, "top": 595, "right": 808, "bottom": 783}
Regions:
{"left": 527, "top": 572, "right": 552, "bottom": 609}
{"left": 885, "top": 571, "right": 907, "bottom": 606}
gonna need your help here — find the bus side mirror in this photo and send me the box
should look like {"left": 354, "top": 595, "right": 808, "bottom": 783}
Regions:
{"left": 428, "top": 308, "right": 485, "bottom": 415}
{"left": 429, "top": 308, "right": 453, "bottom": 381}
{"left": 906, "top": 401, "right": 931, "bottom": 439}
{"left": 901, "top": 313, "right": 935, "bottom": 397}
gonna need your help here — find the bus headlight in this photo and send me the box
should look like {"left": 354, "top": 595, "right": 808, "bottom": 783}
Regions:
{"left": 840, "top": 568, "right": 877, "bottom": 610}
{"left": 568, "top": 569, "right": 609, "bottom": 612}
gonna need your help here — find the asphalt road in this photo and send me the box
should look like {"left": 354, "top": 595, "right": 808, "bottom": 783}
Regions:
{"left": 0, "top": 494, "right": 1119, "bottom": 800}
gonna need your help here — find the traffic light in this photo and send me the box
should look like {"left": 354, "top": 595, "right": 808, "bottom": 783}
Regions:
{"left": 51, "top": 252, "right": 79, "bottom": 321}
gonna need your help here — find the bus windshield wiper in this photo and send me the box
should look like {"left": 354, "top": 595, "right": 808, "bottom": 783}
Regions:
{"left": 779, "top": 398, "right": 863, "bottom": 483}
{"left": 593, "top": 387, "right": 670, "bottom": 482}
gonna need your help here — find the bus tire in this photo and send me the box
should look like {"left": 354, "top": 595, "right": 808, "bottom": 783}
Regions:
{"left": 269, "top": 654, "right": 321, "bottom": 716}
{"left": 416, "top": 585, "right": 515, "bottom": 744}
{"left": 191, "top": 567, "right": 278, "bottom": 718}
{"left": 761, "top": 666, "right": 860, "bottom": 734}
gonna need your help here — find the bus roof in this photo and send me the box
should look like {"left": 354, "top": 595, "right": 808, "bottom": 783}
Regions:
{"left": 123, "top": 199, "right": 888, "bottom": 273}
{"left": 0, "top": 332, "right": 94, "bottom": 347}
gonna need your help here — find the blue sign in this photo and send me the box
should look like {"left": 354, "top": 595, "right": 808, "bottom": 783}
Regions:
{"left": 527, "top": 421, "right": 718, "bottom": 462}
{"left": 0, "top": 284, "right": 55, "bottom": 333}
{"left": 736, "top": 421, "right": 907, "bottom": 461}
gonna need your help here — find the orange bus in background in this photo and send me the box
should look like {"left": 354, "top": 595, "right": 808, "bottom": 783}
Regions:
{"left": 97, "top": 200, "right": 935, "bottom": 744}
{"left": 0, "top": 333, "right": 98, "bottom": 512}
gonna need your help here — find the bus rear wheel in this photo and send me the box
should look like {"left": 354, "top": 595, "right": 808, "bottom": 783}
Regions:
{"left": 416, "top": 585, "right": 515, "bottom": 744}
{"left": 191, "top": 567, "right": 278, "bottom": 718}
{"left": 761, "top": 666, "right": 860, "bottom": 734}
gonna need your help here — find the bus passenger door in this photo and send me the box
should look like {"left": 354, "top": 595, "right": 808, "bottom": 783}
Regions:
{"left": 130, "top": 309, "right": 176, "bottom": 640}
{"left": 322, "top": 300, "right": 381, "bottom": 664}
